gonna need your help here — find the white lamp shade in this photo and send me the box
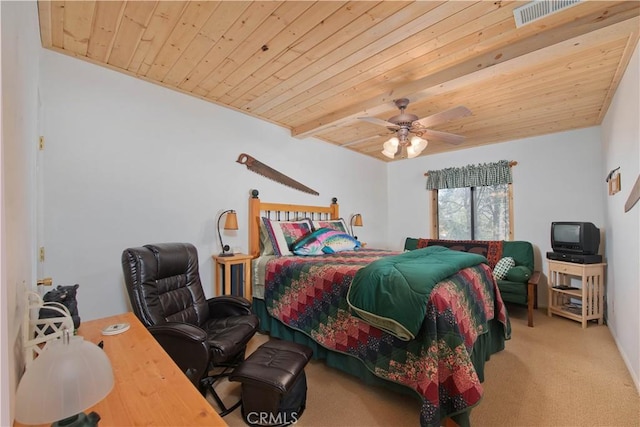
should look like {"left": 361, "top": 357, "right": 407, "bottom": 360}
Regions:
{"left": 381, "top": 147, "right": 396, "bottom": 159}
{"left": 406, "top": 145, "right": 419, "bottom": 158}
{"left": 382, "top": 138, "right": 399, "bottom": 158}
{"left": 410, "top": 136, "right": 428, "bottom": 152}
{"left": 15, "top": 335, "right": 114, "bottom": 424}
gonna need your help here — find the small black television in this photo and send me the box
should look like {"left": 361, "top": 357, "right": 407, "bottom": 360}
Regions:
{"left": 551, "top": 222, "right": 600, "bottom": 255}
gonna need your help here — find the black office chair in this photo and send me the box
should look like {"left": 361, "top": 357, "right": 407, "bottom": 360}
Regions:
{"left": 121, "top": 242, "right": 259, "bottom": 416}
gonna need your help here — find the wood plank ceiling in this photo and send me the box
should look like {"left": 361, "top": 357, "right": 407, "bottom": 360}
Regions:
{"left": 37, "top": 1, "right": 640, "bottom": 162}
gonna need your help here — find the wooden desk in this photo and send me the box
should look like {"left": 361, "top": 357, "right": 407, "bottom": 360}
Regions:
{"left": 15, "top": 312, "right": 226, "bottom": 427}
{"left": 213, "top": 253, "right": 252, "bottom": 299}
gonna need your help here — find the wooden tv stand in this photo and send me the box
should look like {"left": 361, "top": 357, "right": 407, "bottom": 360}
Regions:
{"left": 547, "top": 260, "right": 606, "bottom": 328}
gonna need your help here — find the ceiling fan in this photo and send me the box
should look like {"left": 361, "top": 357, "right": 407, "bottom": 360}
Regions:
{"left": 358, "top": 99, "right": 472, "bottom": 159}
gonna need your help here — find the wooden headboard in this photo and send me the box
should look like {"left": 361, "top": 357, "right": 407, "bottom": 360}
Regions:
{"left": 248, "top": 189, "right": 339, "bottom": 258}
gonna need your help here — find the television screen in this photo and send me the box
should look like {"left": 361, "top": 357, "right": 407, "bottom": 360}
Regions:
{"left": 554, "top": 224, "right": 580, "bottom": 243}
{"left": 551, "top": 221, "right": 600, "bottom": 255}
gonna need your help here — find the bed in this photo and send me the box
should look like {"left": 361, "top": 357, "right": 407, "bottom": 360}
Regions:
{"left": 247, "top": 190, "right": 510, "bottom": 427}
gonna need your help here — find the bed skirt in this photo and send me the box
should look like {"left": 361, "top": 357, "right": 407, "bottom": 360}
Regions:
{"left": 252, "top": 297, "right": 506, "bottom": 426}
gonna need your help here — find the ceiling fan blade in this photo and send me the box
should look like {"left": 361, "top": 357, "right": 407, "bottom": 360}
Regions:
{"left": 413, "top": 106, "right": 472, "bottom": 129}
{"left": 421, "top": 129, "right": 466, "bottom": 145}
{"left": 358, "top": 116, "right": 400, "bottom": 129}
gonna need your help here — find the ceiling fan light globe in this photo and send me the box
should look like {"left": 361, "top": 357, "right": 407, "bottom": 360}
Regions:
{"left": 406, "top": 145, "right": 419, "bottom": 158}
{"left": 387, "top": 137, "right": 399, "bottom": 147}
{"left": 381, "top": 148, "right": 396, "bottom": 159}
{"left": 411, "top": 136, "right": 428, "bottom": 152}
{"left": 383, "top": 140, "right": 397, "bottom": 152}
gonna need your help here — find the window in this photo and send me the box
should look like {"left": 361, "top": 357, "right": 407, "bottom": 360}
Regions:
{"left": 436, "top": 184, "right": 511, "bottom": 240}
{"left": 426, "top": 160, "right": 515, "bottom": 240}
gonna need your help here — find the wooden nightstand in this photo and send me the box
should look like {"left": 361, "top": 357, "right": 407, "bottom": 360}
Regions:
{"left": 212, "top": 253, "right": 253, "bottom": 299}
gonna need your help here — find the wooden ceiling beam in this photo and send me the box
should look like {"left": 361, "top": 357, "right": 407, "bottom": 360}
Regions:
{"left": 37, "top": 0, "right": 53, "bottom": 48}
{"left": 292, "top": 10, "right": 640, "bottom": 139}
{"left": 597, "top": 29, "right": 640, "bottom": 123}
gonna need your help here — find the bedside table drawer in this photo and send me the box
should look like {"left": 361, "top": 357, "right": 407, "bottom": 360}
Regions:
{"left": 552, "top": 262, "right": 583, "bottom": 276}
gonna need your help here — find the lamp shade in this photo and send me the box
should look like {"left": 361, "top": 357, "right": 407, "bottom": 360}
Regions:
{"left": 411, "top": 136, "right": 428, "bottom": 152}
{"left": 381, "top": 148, "right": 395, "bottom": 159}
{"left": 224, "top": 211, "right": 238, "bottom": 230}
{"left": 381, "top": 138, "right": 399, "bottom": 159}
{"left": 406, "top": 145, "right": 419, "bottom": 158}
{"left": 15, "top": 334, "right": 114, "bottom": 424}
{"left": 350, "top": 214, "right": 363, "bottom": 237}
{"left": 217, "top": 209, "right": 238, "bottom": 256}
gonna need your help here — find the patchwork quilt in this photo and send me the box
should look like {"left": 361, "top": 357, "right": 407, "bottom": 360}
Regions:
{"left": 264, "top": 249, "right": 510, "bottom": 427}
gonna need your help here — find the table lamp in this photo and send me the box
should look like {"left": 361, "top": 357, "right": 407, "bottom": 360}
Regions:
{"left": 15, "top": 329, "right": 114, "bottom": 427}
{"left": 217, "top": 209, "right": 238, "bottom": 257}
{"left": 350, "top": 213, "right": 363, "bottom": 240}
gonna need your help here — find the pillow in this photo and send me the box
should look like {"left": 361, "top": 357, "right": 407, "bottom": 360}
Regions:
{"left": 259, "top": 222, "right": 275, "bottom": 256}
{"left": 505, "top": 265, "right": 532, "bottom": 283}
{"left": 262, "top": 217, "right": 313, "bottom": 256}
{"left": 493, "top": 257, "right": 515, "bottom": 280}
{"left": 292, "top": 228, "right": 361, "bottom": 256}
{"left": 312, "top": 218, "right": 349, "bottom": 234}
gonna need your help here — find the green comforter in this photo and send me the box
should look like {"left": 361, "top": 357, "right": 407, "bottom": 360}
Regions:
{"left": 347, "top": 246, "right": 488, "bottom": 340}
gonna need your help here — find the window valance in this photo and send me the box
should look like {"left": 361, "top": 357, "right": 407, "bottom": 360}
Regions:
{"left": 425, "top": 160, "right": 514, "bottom": 190}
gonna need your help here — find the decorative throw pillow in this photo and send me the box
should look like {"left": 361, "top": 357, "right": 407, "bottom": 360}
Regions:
{"left": 292, "top": 228, "right": 361, "bottom": 256}
{"left": 262, "top": 217, "right": 313, "bottom": 256}
{"left": 493, "top": 257, "right": 515, "bottom": 280}
{"left": 322, "top": 232, "right": 361, "bottom": 254}
{"left": 259, "top": 222, "right": 275, "bottom": 256}
{"left": 312, "top": 218, "right": 349, "bottom": 234}
{"left": 505, "top": 265, "right": 532, "bottom": 283}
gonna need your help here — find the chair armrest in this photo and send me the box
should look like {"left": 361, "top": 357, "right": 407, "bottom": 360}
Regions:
{"left": 148, "top": 323, "right": 209, "bottom": 388}
{"left": 528, "top": 271, "right": 541, "bottom": 285}
{"left": 207, "top": 295, "right": 253, "bottom": 318}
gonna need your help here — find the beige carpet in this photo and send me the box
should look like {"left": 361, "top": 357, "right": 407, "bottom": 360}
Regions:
{"left": 217, "top": 305, "right": 640, "bottom": 427}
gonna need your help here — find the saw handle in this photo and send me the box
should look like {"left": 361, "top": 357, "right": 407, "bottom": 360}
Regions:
{"left": 236, "top": 153, "right": 252, "bottom": 165}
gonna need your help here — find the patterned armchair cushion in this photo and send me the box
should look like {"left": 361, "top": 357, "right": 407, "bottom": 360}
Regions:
{"left": 416, "top": 238, "right": 503, "bottom": 269}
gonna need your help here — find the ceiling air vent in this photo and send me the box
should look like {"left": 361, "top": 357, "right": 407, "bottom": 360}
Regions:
{"left": 513, "top": 0, "right": 582, "bottom": 28}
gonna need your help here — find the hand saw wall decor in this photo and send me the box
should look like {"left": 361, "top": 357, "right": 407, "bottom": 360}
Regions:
{"left": 236, "top": 153, "right": 319, "bottom": 196}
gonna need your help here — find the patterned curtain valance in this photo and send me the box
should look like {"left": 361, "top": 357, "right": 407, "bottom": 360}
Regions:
{"left": 425, "top": 160, "right": 513, "bottom": 190}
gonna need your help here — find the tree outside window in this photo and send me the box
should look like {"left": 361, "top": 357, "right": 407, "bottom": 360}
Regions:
{"left": 437, "top": 184, "right": 509, "bottom": 240}
{"left": 426, "top": 160, "right": 514, "bottom": 241}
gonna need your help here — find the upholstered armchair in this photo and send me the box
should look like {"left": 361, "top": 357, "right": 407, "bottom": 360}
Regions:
{"left": 121, "top": 242, "right": 259, "bottom": 416}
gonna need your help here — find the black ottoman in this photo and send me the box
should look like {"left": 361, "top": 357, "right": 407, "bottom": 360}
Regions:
{"left": 230, "top": 340, "right": 313, "bottom": 427}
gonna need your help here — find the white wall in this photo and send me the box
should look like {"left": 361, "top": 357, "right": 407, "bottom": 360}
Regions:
{"left": 0, "top": 1, "right": 40, "bottom": 424}
{"left": 39, "top": 49, "right": 388, "bottom": 321}
{"left": 387, "top": 127, "right": 606, "bottom": 302}
{"left": 601, "top": 43, "right": 639, "bottom": 391}
{"left": 3, "top": 4, "right": 638, "bottom": 422}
